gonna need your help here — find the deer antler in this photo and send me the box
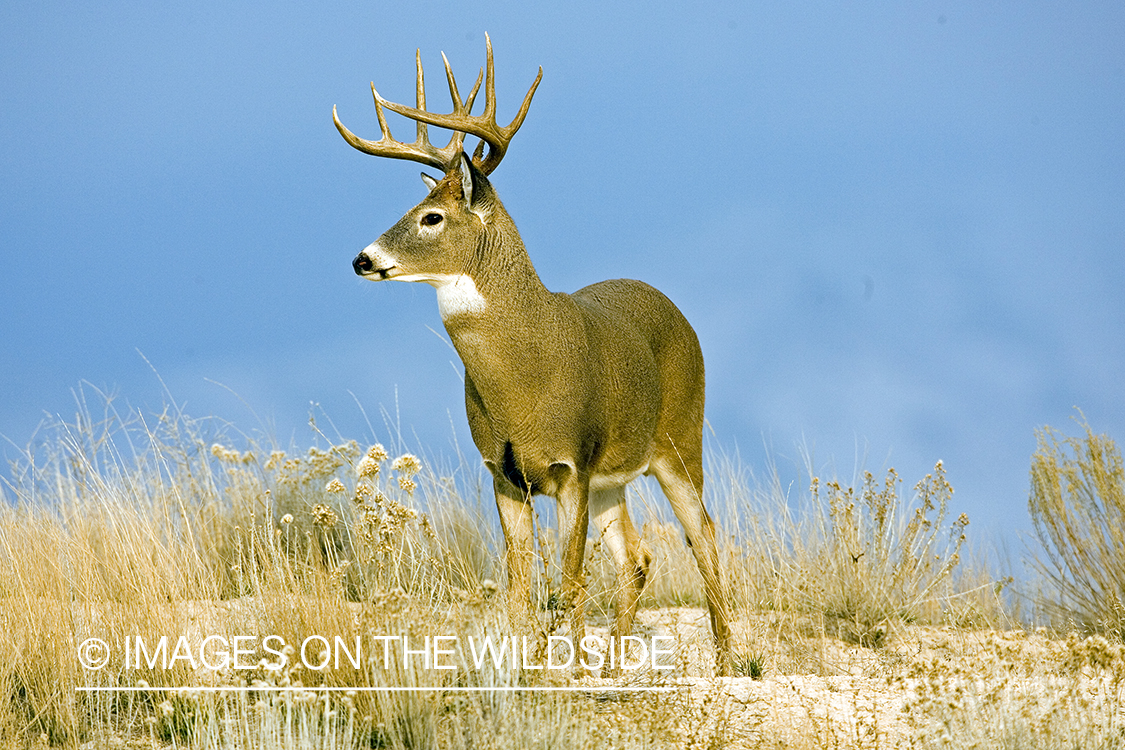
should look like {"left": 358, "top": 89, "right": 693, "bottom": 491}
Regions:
{"left": 334, "top": 34, "right": 541, "bottom": 175}
{"left": 333, "top": 48, "right": 482, "bottom": 171}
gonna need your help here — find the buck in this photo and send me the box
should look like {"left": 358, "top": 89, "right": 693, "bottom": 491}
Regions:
{"left": 334, "top": 36, "right": 732, "bottom": 674}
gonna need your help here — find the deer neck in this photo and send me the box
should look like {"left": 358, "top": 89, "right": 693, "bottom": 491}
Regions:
{"left": 436, "top": 220, "right": 564, "bottom": 407}
{"left": 437, "top": 220, "right": 551, "bottom": 330}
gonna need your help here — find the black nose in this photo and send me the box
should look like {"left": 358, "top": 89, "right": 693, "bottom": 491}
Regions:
{"left": 353, "top": 253, "right": 374, "bottom": 275}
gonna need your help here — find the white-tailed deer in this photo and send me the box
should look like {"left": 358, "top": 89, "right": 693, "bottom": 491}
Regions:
{"left": 335, "top": 36, "right": 731, "bottom": 674}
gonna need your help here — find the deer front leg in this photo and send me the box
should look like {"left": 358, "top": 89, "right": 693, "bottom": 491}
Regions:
{"left": 494, "top": 476, "right": 539, "bottom": 642}
{"left": 552, "top": 466, "right": 590, "bottom": 653}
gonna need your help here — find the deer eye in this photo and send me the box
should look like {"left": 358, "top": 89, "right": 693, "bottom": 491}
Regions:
{"left": 421, "top": 213, "right": 443, "bottom": 226}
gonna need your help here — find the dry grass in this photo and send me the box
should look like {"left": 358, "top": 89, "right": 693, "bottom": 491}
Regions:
{"left": 0, "top": 395, "right": 1122, "bottom": 749}
{"left": 1030, "top": 413, "right": 1125, "bottom": 636}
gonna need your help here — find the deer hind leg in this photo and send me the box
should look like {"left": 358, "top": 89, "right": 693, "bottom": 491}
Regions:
{"left": 650, "top": 456, "right": 733, "bottom": 676}
{"left": 589, "top": 485, "right": 651, "bottom": 660}
{"left": 494, "top": 476, "right": 539, "bottom": 642}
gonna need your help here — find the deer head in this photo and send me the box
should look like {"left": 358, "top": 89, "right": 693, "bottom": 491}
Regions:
{"left": 334, "top": 35, "right": 542, "bottom": 313}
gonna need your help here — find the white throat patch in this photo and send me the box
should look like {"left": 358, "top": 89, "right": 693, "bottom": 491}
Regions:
{"left": 391, "top": 273, "right": 486, "bottom": 319}
{"left": 434, "top": 274, "right": 487, "bottom": 319}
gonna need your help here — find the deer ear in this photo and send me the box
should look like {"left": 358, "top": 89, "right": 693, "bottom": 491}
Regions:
{"left": 457, "top": 153, "right": 474, "bottom": 208}
{"left": 420, "top": 172, "right": 439, "bottom": 191}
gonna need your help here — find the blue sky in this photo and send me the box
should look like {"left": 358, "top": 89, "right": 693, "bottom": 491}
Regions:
{"left": 2, "top": 1, "right": 1123, "bottom": 546}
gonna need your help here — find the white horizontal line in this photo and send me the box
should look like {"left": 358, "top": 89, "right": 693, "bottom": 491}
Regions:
{"left": 76, "top": 686, "right": 678, "bottom": 693}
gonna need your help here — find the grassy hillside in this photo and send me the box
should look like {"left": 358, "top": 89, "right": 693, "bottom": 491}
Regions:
{"left": 1, "top": 396, "right": 1123, "bottom": 748}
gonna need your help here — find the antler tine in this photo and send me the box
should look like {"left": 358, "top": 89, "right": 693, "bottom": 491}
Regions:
{"left": 440, "top": 51, "right": 482, "bottom": 157}
{"left": 414, "top": 49, "right": 429, "bottom": 147}
{"left": 372, "top": 84, "right": 393, "bottom": 143}
{"left": 467, "top": 68, "right": 484, "bottom": 113}
{"left": 375, "top": 35, "right": 542, "bottom": 175}
{"left": 481, "top": 32, "right": 497, "bottom": 121}
{"left": 478, "top": 60, "right": 542, "bottom": 174}
{"left": 468, "top": 32, "right": 542, "bottom": 173}
{"left": 440, "top": 53, "right": 484, "bottom": 117}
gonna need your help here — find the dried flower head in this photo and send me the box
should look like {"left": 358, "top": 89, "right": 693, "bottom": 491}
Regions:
{"left": 306, "top": 446, "right": 344, "bottom": 478}
{"left": 356, "top": 455, "right": 381, "bottom": 479}
{"left": 392, "top": 453, "right": 421, "bottom": 476}
{"left": 281, "top": 513, "right": 294, "bottom": 525}
{"left": 367, "top": 444, "right": 389, "bottom": 462}
{"left": 332, "top": 440, "right": 361, "bottom": 459}
{"left": 325, "top": 478, "right": 346, "bottom": 494}
{"left": 211, "top": 443, "right": 242, "bottom": 463}
{"left": 311, "top": 504, "right": 338, "bottom": 529}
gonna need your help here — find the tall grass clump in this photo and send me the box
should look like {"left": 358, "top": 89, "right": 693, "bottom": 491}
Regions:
{"left": 723, "top": 458, "right": 976, "bottom": 645}
{"left": 1029, "top": 414, "right": 1125, "bottom": 635}
{"left": 806, "top": 463, "right": 971, "bottom": 640}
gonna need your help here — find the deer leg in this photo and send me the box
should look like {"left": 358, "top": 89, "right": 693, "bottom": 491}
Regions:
{"left": 554, "top": 471, "right": 590, "bottom": 651}
{"left": 589, "top": 485, "right": 651, "bottom": 673}
{"left": 494, "top": 476, "right": 538, "bottom": 641}
{"left": 651, "top": 457, "right": 733, "bottom": 676}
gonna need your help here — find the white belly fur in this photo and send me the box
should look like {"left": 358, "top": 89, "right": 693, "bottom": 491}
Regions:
{"left": 589, "top": 464, "right": 648, "bottom": 491}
